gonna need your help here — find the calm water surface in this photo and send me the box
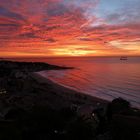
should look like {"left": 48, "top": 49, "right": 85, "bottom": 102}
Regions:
{"left": 11, "top": 57, "right": 140, "bottom": 108}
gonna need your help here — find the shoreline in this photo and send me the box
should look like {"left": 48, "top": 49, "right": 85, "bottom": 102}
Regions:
{"left": 33, "top": 71, "right": 140, "bottom": 110}
{"left": 0, "top": 60, "right": 108, "bottom": 111}
{"left": 0, "top": 60, "right": 140, "bottom": 139}
{"left": 0, "top": 60, "right": 138, "bottom": 109}
{"left": 31, "top": 72, "right": 109, "bottom": 108}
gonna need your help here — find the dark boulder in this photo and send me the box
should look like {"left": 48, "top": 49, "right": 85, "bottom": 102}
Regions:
{"left": 106, "top": 98, "right": 130, "bottom": 121}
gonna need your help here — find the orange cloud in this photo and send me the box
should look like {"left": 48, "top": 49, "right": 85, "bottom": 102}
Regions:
{"left": 0, "top": 0, "right": 140, "bottom": 57}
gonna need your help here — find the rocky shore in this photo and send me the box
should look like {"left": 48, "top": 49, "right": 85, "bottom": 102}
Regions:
{"left": 0, "top": 60, "right": 140, "bottom": 140}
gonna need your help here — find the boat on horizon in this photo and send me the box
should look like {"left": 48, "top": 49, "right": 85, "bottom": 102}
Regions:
{"left": 120, "top": 56, "right": 128, "bottom": 60}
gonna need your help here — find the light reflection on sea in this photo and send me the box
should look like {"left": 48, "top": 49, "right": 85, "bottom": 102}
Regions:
{"left": 10, "top": 57, "right": 140, "bottom": 108}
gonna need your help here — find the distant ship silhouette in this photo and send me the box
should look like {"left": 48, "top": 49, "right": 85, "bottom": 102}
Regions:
{"left": 120, "top": 56, "right": 128, "bottom": 60}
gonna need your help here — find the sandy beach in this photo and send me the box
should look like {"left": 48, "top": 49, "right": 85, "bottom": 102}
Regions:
{"left": 31, "top": 72, "right": 108, "bottom": 109}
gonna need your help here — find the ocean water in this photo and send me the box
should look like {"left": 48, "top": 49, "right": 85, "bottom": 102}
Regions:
{"left": 11, "top": 57, "right": 140, "bottom": 108}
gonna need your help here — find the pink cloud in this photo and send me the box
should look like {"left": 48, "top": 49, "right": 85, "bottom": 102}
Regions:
{"left": 0, "top": 0, "right": 140, "bottom": 56}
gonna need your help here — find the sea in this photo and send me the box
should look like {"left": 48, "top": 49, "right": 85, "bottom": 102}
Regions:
{"left": 8, "top": 57, "right": 140, "bottom": 108}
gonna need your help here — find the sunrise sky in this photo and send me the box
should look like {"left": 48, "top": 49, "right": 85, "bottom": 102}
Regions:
{"left": 0, "top": 0, "right": 140, "bottom": 57}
